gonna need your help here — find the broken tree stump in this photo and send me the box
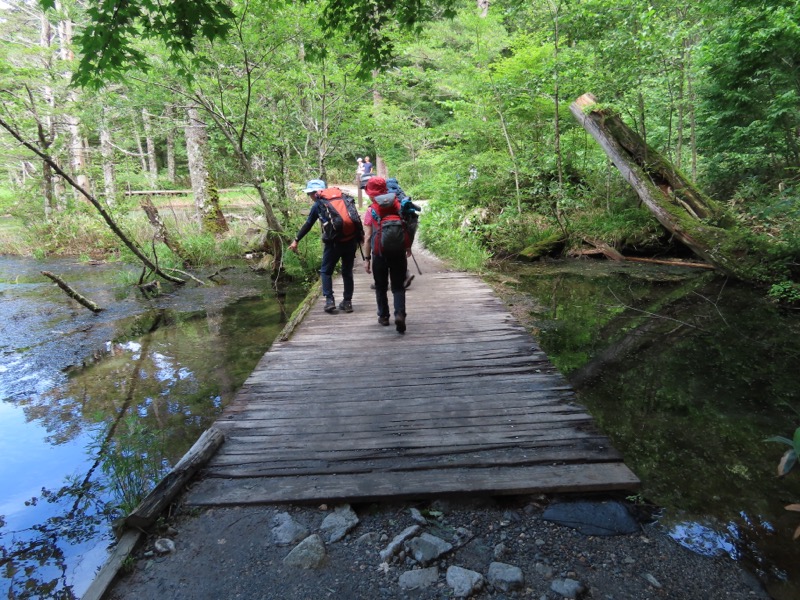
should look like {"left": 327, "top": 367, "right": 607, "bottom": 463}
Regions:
{"left": 569, "top": 93, "right": 780, "bottom": 284}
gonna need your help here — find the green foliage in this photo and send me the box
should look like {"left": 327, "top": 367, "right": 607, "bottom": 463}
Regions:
{"left": 23, "top": 210, "right": 121, "bottom": 258}
{"left": 181, "top": 234, "right": 224, "bottom": 266}
{"left": 419, "top": 194, "right": 491, "bottom": 272}
{"left": 570, "top": 205, "right": 665, "bottom": 250}
{"left": 0, "top": 186, "right": 14, "bottom": 212}
{"left": 766, "top": 427, "right": 800, "bottom": 477}
{"left": 97, "top": 415, "right": 170, "bottom": 515}
{"left": 321, "top": 0, "right": 459, "bottom": 78}
{"left": 768, "top": 281, "right": 800, "bottom": 305}
{"left": 63, "top": 0, "right": 236, "bottom": 88}
{"left": 697, "top": 1, "right": 800, "bottom": 188}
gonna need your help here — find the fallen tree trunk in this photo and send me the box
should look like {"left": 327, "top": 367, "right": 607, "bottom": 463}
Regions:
{"left": 569, "top": 93, "right": 779, "bottom": 284}
{"left": 126, "top": 427, "right": 224, "bottom": 529}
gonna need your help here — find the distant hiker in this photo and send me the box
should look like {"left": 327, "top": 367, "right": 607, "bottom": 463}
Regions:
{"left": 362, "top": 176, "right": 411, "bottom": 333}
{"left": 360, "top": 156, "right": 373, "bottom": 190}
{"left": 355, "top": 157, "right": 365, "bottom": 187}
{"left": 289, "top": 179, "right": 364, "bottom": 314}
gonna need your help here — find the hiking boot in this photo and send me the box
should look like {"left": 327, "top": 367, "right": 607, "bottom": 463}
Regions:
{"left": 378, "top": 315, "right": 390, "bottom": 326}
{"left": 395, "top": 313, "right": 406, "bottom": 334}
{"left": 404, "top": 274, "right": 415, "bottom": 289}
{"left": 338, "top": 300, "right": 353, "bottom": 313}
{"left": 324, "top": 297, "right": 338, "bottom": 313}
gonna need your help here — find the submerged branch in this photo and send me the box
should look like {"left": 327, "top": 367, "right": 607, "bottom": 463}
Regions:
{"left": 41, "top": 271, "right": 103, "bottom": 313}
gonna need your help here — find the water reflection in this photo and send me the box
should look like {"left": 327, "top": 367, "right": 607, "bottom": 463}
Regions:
{"left": 495, "top": 259, "right": 800, "bottom": 598}
{"left": 0, "top": 257, "right": 302, "bottom": 599}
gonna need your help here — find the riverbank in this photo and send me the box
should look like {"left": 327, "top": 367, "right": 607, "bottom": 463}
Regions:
{"left": 106, "top": 493, "right": 768, "bottom": 599}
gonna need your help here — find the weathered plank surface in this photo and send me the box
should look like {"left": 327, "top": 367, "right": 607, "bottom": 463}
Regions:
{"left": 187, "top": 248, "right": 639, "bottom": 505}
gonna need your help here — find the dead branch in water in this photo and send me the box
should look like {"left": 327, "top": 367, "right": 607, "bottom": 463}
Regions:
{"left": 41, "top": 271, "right": 103, "bottom": 313}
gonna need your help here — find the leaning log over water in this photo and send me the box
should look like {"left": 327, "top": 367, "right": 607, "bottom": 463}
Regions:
{"left": 126, "top": 427, "right": 224, "bottom": 529}
{"left": 569, "top": 93, "right": 778, "bottom": 284}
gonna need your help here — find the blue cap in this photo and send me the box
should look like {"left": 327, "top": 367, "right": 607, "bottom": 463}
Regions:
{"left": 303, "top": 179, "right": 326, "bottom": 193}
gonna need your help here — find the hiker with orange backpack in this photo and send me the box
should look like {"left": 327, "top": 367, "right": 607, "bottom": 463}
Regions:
{"left": 289, "top": 179, "right": 364, "bottom": 314}
{"left": 362, "top": 177, "right": 411, "bottom": 334}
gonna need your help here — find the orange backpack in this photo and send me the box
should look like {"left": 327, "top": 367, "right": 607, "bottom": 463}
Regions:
{"left": 317, "top": 188, "right": 364, "bottom": 243}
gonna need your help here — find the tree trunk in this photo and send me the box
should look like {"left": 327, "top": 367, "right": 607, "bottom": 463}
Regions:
{"left": 165, "top": 105, "right": 177, "bottom": 183}
{"left": 142, "top": 109, "right": 158, "bottom": 185}
{"left": 185, "top": 106, "right": 227, "bottom": 235}
{"left": 39, "top": 11, "right": 56, "bottom": 218}
{"left": 569, "top": 93, "right": 774, "bottom": 283}
{"left": 185, "top": 106, "right": 210, "bottom": 222}
{"left": 57, "top": 10, "right": 90, "bottom": 200}
{"left": 133, "top": 119, "right": 148, "bottom": 174}
{"left": 100, "top": 113, "right": 116, "bottom": 202}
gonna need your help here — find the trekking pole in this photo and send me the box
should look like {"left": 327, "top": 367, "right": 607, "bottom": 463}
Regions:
{"left": 410, "top": 251, "right": 422, "bottom": 275}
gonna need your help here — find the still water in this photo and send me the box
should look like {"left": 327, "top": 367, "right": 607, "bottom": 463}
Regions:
{"left": 494, "top": 259, "right": 800, "bottom": 600}
{"left": 0, "top": 257, "right": 304, "bottom": 599}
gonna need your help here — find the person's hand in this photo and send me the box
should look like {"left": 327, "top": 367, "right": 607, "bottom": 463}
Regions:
{"left": 406, "top": 249, "right": 412, "bottom": 257}
{"left": 364, "top": 259, "right": 371, "bottom": 274}
{"left": 288, "top": 240, "right": 298, "bottom": 254}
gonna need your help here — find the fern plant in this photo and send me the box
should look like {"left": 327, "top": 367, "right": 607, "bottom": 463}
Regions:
{"left": 766, "top": 426, "right": 800, "bottom": 539}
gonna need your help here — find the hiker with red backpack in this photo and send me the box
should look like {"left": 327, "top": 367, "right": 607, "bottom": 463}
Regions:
{"left": 289, "top": 179, "right": 364, "bottom": 314}
{"left": 362, "top": 176, "right": 411, "bottom": 333}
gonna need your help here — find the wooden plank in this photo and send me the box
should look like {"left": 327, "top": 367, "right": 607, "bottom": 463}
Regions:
{"left": 206, "top": 436, "right": 615, "bottom": 466}
{"left": 80, "top": 530, "right": 142, "bottom": 600}
{"left": 219, "top": 398, "right": 581, "bottom": 420}
{"left": 187, "top": 463, "right": 640, "bottom": 505}
{"left": 213, "top": 409, "right": 592, "bottom": 435}
{"left": 206, "top": 447, "right": 624, "bottom": 478}
{"left": 213, "top": 425, "right": 601, "bottom": 451}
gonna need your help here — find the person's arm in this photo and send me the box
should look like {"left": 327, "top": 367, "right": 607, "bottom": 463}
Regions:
{"left": 288, "top": 202, "right": 320, "bottom": 252}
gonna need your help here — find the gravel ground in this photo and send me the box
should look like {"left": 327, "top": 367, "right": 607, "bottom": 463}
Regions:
{"left": 107, "top": 493, "right": 768, "bottom": 600}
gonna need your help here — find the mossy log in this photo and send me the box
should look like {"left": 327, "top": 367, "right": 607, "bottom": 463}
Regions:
{"left": 518, "top": 234, "right": 565, "bottom": 261}
{"left": 277, "top": 279, "right": 322, "bottom": 342}
{"left": 569, "top": 93, "right": 773, "bottom": 283}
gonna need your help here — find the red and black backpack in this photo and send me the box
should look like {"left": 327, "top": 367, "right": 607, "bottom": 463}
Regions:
{"left": 370, "top": 193, "right": 409, "bottom": 256}
{"left": 317, "top": 187, "right": 364, "bottom": 243}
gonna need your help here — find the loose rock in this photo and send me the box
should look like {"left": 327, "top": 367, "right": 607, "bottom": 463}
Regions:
{"left": 283, "top": 534, "right": 326, "bottom": 569}
{"left": 398, "top": 566, "right": 439, "bottom": 590}
{"left": 487, "top": 561, "right": 524, "bottom": 592}
{"left": 379, "top": 525, "right": 421, "bottom": 562}
{"left": 405, "top": 533, "right": 453, "bottom": 565}
{"left": 320, "top": 504, "right": 359, "bottom": 543}
{"left": 153, "top": 538, "right": 175, "bottom": 554}
{"left": 551, "top": 577, "right": 586, "bottom": 599}
{"left": 446, "top": 565, "right": 484, "bottom": 598}
{"left": 271, "top": 512, "right": 309, "bottom": 546}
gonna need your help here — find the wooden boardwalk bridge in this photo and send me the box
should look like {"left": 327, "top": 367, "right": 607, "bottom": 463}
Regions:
{"left": 186, "top": 249, "right": 639, "bottom": 506}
